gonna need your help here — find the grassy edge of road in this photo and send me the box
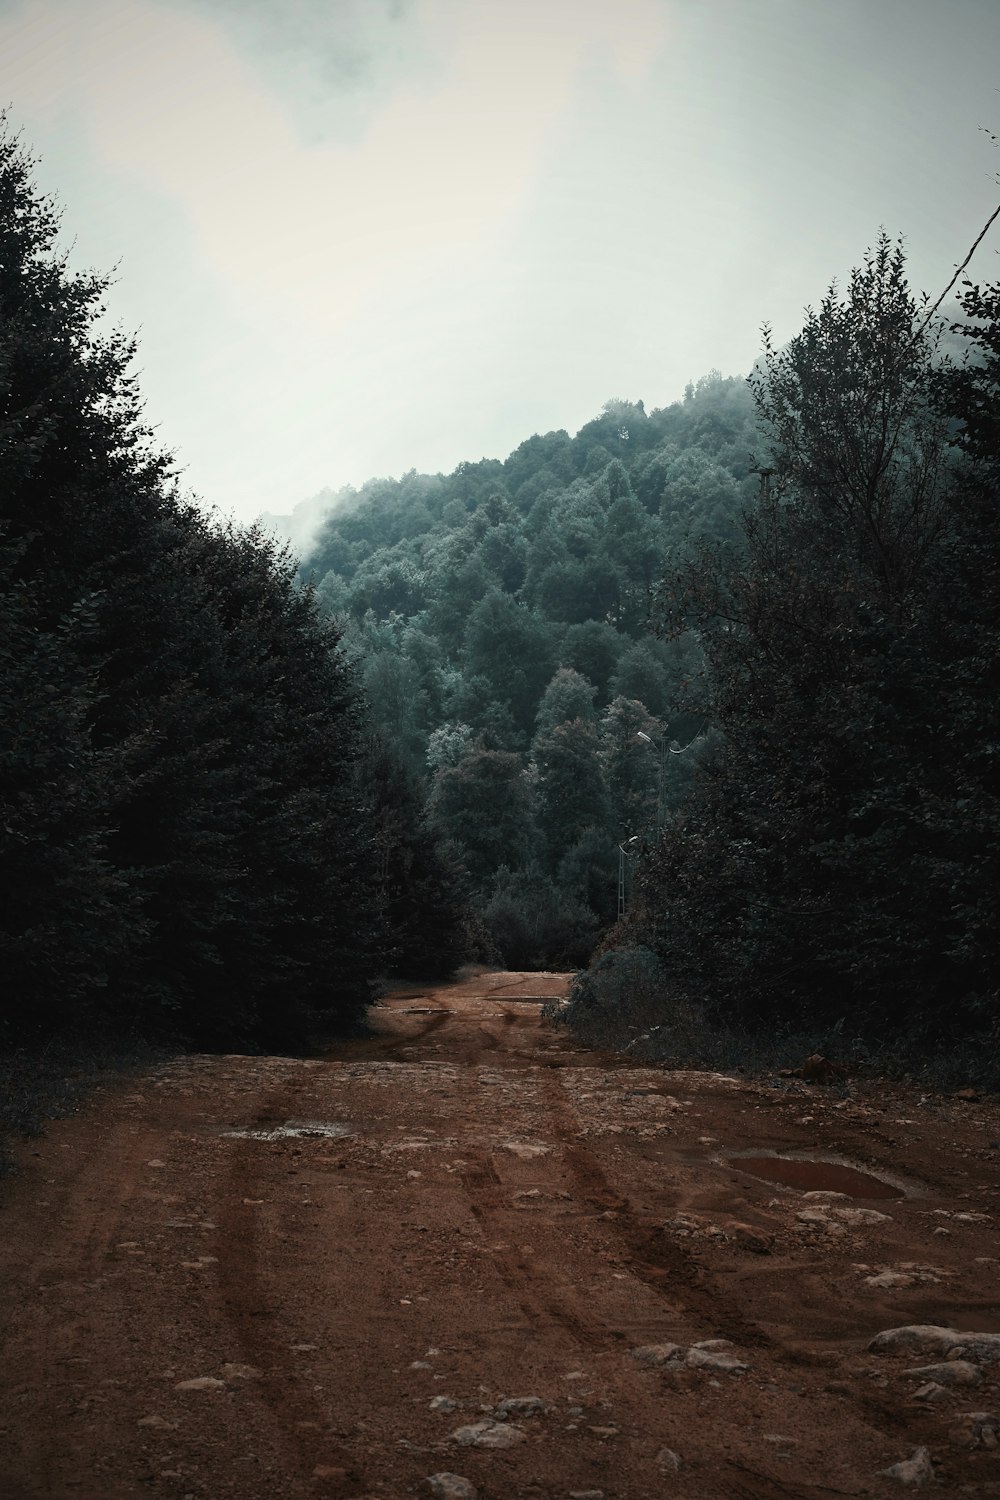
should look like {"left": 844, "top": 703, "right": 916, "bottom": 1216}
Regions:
{"left": 0, "top": 1034, "right": 176, "bottom": 1176}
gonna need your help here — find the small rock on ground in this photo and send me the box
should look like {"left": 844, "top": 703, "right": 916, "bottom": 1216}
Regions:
{"left": 951, "top": 1412, "right": 1000, "bottom": 1449}
{"left": 450, "top": 1420, "right": 525, "bottom": 1449}
{"left": 870, "top": 1326, "right": 1000, "bottom": 1362}
{"left": 630, "top": 1343, "right": 683, "bottom": 1367}
{"left": 494, "top": 1395, "right": 547, "bottom": 1418}
{"left": 879, "top": 1447, "right": 934, "bottom": 1486}
{"left": 685, "top": 1348, "right": 748, "bottom": 1373}
{"left": 426, "top": 1474, "right": 477, "bottom": 1500}
{"left": 905, "top": 1360, "right": 982, "bottom": 1387}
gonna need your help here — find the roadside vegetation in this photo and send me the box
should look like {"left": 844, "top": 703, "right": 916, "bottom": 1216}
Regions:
{"left": 2, "top": 113, "right": 997, "bottom": 1108}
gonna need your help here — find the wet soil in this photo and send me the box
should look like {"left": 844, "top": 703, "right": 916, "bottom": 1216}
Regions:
{"left": 2, "top": 970, "right": 1000, "bottom": 1499}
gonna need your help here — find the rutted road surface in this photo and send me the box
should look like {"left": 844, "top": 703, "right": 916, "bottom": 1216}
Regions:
{"left": 2, "top": 971, "right": 1000, "bottom": 1499}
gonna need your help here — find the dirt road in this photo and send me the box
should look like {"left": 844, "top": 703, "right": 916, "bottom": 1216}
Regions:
{"left": 2, "top": 971, "right": 1000, "bottom": 1499}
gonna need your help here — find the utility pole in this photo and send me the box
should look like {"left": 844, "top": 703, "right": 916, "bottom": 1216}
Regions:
{"left": 617, "top": 836, "right": 639, "bottom": 918}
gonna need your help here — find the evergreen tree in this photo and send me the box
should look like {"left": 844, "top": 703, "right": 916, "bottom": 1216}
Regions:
{"left": 0, "top": 121, "right": 381, "bottom": 1048}
{"left": 636, "top": 237, "right": 996, "bottom": 1044}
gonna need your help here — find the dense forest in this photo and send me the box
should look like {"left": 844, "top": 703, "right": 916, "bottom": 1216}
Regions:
{"left": 293, "top": 369, "right": 760, "bottom": 969}
{"left": 0, "top": 124, "right": 468, "bottom": 1053}
{"left": 296, "top": 236, "right": 999, "bottom": 1065}
{"left": 3, "top": 112, "right": 998, "bottom": 1070}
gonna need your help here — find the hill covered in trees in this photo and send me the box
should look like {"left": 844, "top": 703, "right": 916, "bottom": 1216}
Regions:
{"left": 297, "top": 234, "right": 1000, "bottom": 1068}
{"left": 296, "top": 375, "right": 763, "bottom": 967}
{"left": 4, "top": 109, "right": 997, "bottom": 1073}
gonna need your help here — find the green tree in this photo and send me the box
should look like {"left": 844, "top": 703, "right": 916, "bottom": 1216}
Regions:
{"left": 0, "top": 121, "right": 381, "bottom": 1048}
{"left": 534, "top": 667, "right": 597, "bottom": 737}
{"left": 358, "top": 734, "right": 470, "bottom": 981}
{"left": 463, "top": 590, "right": 557, "bottom": 737}
{"left": 426, "top": 749, "right": 533, "bottom": 889}
{"left": 599, "top": 696, "right": 659, "bottom": 841}
{"left": 530, "top": 717, "right": 609, "bottom": 872}
{"left": 639, "top": 236, "right": 987, "bottom": 1043}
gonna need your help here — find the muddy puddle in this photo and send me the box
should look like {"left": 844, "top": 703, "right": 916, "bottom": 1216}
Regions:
{"left": 727, "top": 1153, "right": 906, "bottom": 1199}
{"left": 223, "top": 1119, "right": 357, "bottom": 1142}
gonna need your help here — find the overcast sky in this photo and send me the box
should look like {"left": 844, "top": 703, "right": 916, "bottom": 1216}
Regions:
{"left": 3, "top": 0, "right": 999, "bottom": 528}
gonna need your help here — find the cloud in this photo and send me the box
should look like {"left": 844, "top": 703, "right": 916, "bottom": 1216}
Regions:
{"left": 1, "top": 0, "right": 668, "bottom": 333}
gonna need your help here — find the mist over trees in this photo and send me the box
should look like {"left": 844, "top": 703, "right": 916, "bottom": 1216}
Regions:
{"left": 567, "top": 236, "right": 1000, "bottom": 1063}
{"left": 302, "top": 228, "right": 999, "bottom": 1061}
{"left": 5, "top": 110, "right": 997, "bottom": 1069}
{"left": 300, "top": 373, "right": 761, "bottom": 969}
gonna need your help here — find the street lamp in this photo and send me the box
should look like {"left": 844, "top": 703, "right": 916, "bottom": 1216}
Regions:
{"left": 617, "top": 835, "right": 639, "bottom": 919}
{"left": 636, "top": 730, "right": 665, "bottom": 834}
{"left": 636, "top": 729, "right": 688, "bottom": 835}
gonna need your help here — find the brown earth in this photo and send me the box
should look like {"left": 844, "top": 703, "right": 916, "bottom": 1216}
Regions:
{"left": 2, "top": 970, "right": 1000, "bottom": 1500}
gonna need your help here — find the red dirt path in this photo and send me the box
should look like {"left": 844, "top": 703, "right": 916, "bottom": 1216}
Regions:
{"left": 2, "top": 970, "right": 1000, "bottom": 1499}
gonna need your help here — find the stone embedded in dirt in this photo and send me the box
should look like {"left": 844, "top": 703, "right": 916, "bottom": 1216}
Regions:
{"left": 913, "top": 1382, "right": 947, "bottom": 1402}
{"left": 865, "top": 1270, "right": 921, "bottom": 1288}
{"left": 870, "top": 1326, "right": 1000, "bottom": 1363}
{"left": 629, "top": 1344, "right": 685, "bottom": 1367}
{"left": 905, "top": 1361, "right": 983, "bottom": 1387}
{"left": 426, "top": 1474, "right": 478, "bottom": 1500}
{"left": 449, "top": 1420, "right": 526, "bottom": 1449}
{"left": 691, "top": 1339, "right": 734, "bottom": 1351}
{"left": 655, "top": 1446, "right": 682, "bottom": 1471}
{"left": 666, "top": 1213, "right": 697, "bottom": 1233}
{"left": 832, "top": 1206, "right": 891, "bottom": 1226}
{"left": 869, "top": 1326, "right": 961, "bottom": 1355}
{"left": 685, "top": 1347, "right": 749, "bottom": 1374}
{"left": 501, "top": 1141, "right": 550, "bottom": 1159}
{"left": 137, "top": 1415, "right": 178, "bottom": 1430}
{"left": 223, "top": 1363, "right": 262, "bottom": 1382}
{"left": 950, "top": 1411, "right": 1000, "bottom": 1449}
{"left": 493, "top": 1396, "right": 547, "bottom": 1419}
{"left": 878, "top": 1446, "right": 934, "bottom": 1486}
{"left": 723, "top": 1221, "right": 773, "bottom": 1253}
{"left": 174, "top": 1376, "right": 226, "bottom": 1391}
{"left": 429, "top": 1396, "right": 458, "bottom": 1412}
{"left": 146, "top": 1160, "right": 166, "bottom": 1169}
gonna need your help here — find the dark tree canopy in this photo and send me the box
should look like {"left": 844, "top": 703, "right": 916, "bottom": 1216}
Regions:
{"left": 1, "top": 121, "right": 462, "bottom": 1050}
{"left": 625, "top": 237, "right": 1000, "bottom": 1051}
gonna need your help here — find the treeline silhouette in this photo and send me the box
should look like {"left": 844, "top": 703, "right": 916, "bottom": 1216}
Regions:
{"left": 0, "top": 124, "right": 467, "bottom": 1052}
{"left": 5, "top": 109, "right": 997, "bottom": 1064}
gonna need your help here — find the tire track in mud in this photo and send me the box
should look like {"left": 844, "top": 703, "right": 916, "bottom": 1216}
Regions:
{"left": 213, "top": 1069, "right": 367, "bottom": 1494}
{"left": 538, "top": 1069, "right": 775, "bottom": 1349}
{"left": 459, "top": 1151, "right": 614, "bottom": 1351}
{"left": 0, "top": 1122, "right": 172, "bottom": 1500}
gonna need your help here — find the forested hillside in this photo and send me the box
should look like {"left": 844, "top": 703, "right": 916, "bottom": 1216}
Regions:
{"left": 298, "top": 234, "right": 999, "bottom": 1066}
{"left": 567, "top": 238, "right": 1000, "bottom": 1068}
{"left": 5, "top": 108, "right": 997, "bottom": 1071}
{"left": 297, "top": 377, "right": 762, "bottom": 966}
